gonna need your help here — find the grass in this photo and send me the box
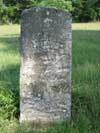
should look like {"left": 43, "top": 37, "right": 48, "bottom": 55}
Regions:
{"left": 0, "top": 23, "right": 100, "bottom": 132}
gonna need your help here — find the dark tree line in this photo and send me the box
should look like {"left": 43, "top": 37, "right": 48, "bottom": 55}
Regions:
{"left": 0, "top": 0, "right": 100, "bottom": 24}
{"left": 72, "top": 0, "right": 100, "bottom": 22}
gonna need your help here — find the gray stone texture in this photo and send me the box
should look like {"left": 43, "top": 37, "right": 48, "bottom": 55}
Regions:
{"left": 20, "top": 7, "right": 72, "bottom": 124}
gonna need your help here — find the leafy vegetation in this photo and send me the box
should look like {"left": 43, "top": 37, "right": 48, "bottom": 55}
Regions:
{"left": 38, "top": 0, "right": 72, "bottom": 11}
{"left": 0, "top": 0, "right": 100, "bottom": 24}
{"left": 0, "top": 23, "right": 100, "bottom": 132}
{"left": 72, "top": 0, "right": 100, "bottom": 22}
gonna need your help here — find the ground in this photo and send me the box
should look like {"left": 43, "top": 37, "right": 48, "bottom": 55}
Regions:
{"left": 0, "top": 23, "right": 100, "bottom": 133}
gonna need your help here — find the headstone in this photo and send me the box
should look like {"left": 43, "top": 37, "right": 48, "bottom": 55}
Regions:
{"left": 20, "top": 7, "right": 72, "bottom": 124}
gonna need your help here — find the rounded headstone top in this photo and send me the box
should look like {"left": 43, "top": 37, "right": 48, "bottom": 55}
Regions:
{"left": 21, "top": 7, "right": 71, "bottom": 18}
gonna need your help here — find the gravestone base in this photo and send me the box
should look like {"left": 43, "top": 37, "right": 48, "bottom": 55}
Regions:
{"left": 20, "top": 92, "right": 71, "bottom": 123}
{"left": 20, "top": 7, "right": 71, "bottom": 124}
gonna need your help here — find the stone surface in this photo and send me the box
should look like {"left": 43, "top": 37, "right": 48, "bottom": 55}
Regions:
{"left": 20, "top": 7, "right": 72, "bottom": 123}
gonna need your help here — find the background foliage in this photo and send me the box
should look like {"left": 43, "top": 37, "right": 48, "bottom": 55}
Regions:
{"left": 0, "top": 0, "right": 100, "bottom": 24}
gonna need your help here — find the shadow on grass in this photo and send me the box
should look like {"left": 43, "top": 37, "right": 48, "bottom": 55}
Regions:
{"left": 0, "top": 34, "right": 20, "bottom": 119}
{"left": 0, "top": 35, "right": 20, "bottom": 54}
{"left": 72, "top": 30, "right": 100, "bottom": 66}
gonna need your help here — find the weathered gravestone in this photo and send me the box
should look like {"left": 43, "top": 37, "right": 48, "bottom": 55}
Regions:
{"left": 20, "top": 7, "right": 71, "bottom": 123}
